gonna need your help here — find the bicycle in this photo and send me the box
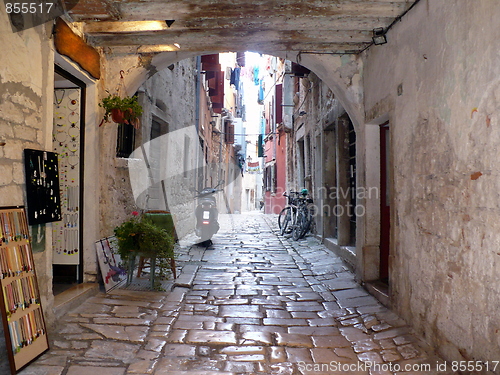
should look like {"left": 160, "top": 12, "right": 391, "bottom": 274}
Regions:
{"left": 278, "top": 191, "right": 299, "bottom": 236}
{"left": 278, "top": 190, "right": 314, "bottom": 240}
{"left": 291, "top": 191, "right": 314, "bottom": 240}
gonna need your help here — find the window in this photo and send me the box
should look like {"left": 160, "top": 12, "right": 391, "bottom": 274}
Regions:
{"left": 224, "top": 120, "right": 235, "bottom": 144}
{"left": 116, "top": 123, "right": 135, "bottom": 157}
{"left": 264, "top": 164, "right": 277, "bottom": 192}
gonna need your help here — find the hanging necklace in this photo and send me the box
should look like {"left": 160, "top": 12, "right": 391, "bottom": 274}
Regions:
{"left": 67, "top": 155, "right": 79, "bottom": 170}
{"left": 68, "top": 124, "right": 79, "bottom": 141}
{"left": 54, "top": 90, "right": 65, "bottom": 108}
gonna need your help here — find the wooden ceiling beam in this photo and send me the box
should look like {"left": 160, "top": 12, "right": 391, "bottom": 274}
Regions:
{"left": 69, "top": 0, "right": 411, "bottom": 22}
{"left": 88, "top": 29, "right": 373, "bottom": 47}
{"left": 83, "top": 16, "right": 394, "bottom": 34}
{"left": 99, "top": 41, "right": 371, "bottom": 54}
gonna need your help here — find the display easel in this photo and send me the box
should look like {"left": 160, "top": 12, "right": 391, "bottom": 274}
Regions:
{"left": 0, "top": 207, "right": 49, "bottom": 374}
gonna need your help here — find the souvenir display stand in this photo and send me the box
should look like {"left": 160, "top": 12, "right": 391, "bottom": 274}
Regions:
{"left": 23, "top": 149, "right": 62, "bottom": 225}
{"left": 0, "top": 207, "right": 49, "bottom": 374}
{"left": 52, "top": 88, "right": 82, "bottom": 265}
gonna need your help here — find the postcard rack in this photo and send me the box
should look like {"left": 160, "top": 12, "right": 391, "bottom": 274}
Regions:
{"left": 0, "top": 207, "right": 49, "bottom": 374}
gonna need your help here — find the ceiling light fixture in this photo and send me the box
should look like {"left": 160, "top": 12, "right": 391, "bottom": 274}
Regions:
{"left": 165, "top": 20, "right": 175, "bottom": 28}
{"left": 372, "top": 27, "right": 387, "bottom": 45}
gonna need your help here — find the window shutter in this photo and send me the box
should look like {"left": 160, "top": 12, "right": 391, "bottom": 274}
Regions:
{"left": 275, "top": 84, "right": 283, "bottom": 125}
{"left": 225, "top": 121, "right": 235, "bottom": 144}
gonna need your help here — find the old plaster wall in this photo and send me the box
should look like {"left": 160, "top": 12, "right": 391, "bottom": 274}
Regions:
{"left": 363, "top": 0, "right": 500, "bottom": 362}
{"left": 98, "top": 53, "right": 200, "bottom": 240}
{"left": 137, "top": 58, "right": 199, "bottom": 238}
{"left": 0, "top": 10, "right": 57, "bottom": 322}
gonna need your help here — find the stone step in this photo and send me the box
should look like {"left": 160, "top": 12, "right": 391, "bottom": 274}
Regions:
{"left": 174, "top": 264, "right": 200, "bottom": 288}
{"left": 54, "top": 282, "right": 100, "bottom": 320}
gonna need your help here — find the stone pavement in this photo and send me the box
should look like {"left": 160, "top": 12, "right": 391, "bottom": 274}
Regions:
{"left": 19, "top": 213, "right": 455, "bottom": 375}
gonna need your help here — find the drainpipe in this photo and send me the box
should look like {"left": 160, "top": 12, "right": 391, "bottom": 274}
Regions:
{"left": 195, "top": 56, "right": 201, "bottom": 190}
{"left": 195, "top": 56, "right": 201, "bottom": 133}
{"left": 218, "top": 111, "right": 229, "bottom": 183}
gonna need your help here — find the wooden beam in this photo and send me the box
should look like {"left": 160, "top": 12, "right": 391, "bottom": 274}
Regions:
{"left": 73, "top": 0, "right": 413, "bottom": 22}
{"left": 84, "top": 16, "right": 394, "bottom": 34}
{"left": 54, "top": 18, "right": 101, "bottom": 79}
{"left": 92, "top": 39, "right": 370, "bottom": 54}
{"left": 87, "top": 28, "right": 372, "bottom": 44}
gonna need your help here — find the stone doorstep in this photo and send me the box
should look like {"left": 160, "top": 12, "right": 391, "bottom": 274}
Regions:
{"left": 322, "top": 238, "right": 356, "bottom": 271}
{"left": 174, "top": 264, "right": 200, "bottom": 288}
{"left": 54, "top": 283, "right": 100, "bottom": 320}
{"left": 364, "top": 281, "right": 390, "bottom": 308}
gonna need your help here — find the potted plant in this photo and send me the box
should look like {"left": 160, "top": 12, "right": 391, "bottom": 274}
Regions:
{"left": 114, "top": 212, "right": 175, "bottom": 288}
{"left": 99, "top": 94, "right": 143, "bottom": 129}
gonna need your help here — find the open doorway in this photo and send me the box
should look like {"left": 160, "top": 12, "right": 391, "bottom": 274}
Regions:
{"left": 52, "top": 66, "right": 86, "bottom": 295}
{"left": 379, "top": 121, "right": 390, "bottom": 283}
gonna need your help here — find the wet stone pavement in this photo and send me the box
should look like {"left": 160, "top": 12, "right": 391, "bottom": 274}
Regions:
{"left": 20, "top": 213, "right": 455, "bottom": 375}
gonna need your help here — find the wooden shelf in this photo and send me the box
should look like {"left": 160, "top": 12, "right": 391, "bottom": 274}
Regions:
{"left": 0, "top": 207, "right": 49, "bottom": 375}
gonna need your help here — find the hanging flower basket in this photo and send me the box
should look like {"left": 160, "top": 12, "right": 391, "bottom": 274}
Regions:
{"left": 111, "top": 108, "right": 125, "bottom": 123}
{"left": 99, "top": 94, "right": 143, "bottom": 129}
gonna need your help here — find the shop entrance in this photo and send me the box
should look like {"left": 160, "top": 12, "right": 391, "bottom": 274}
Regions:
{"left": 52, "top": 66, "right": 86, "bottom": 294}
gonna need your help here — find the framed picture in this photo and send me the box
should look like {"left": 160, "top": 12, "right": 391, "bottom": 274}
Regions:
{"left": 95, "top": 237, "right": 127, "bottom": 292}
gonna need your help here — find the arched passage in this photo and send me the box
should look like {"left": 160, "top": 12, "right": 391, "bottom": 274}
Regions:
{"left": 97, "top": 49, "right": 374, "bottom": 285}
{"left": 101, "top": 50, "right": 364, "bottom": 132}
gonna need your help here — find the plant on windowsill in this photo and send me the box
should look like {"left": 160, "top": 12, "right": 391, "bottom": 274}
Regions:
{"left": 114, "top": 211, "right": 175, "bottom": 288}
{"left": 99, "top": 94, "right": 143, "bottom": 129}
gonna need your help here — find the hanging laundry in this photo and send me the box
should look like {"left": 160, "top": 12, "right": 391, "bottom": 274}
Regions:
{"left": 230, "top": 67, "right": 241, "bottom": 89}
{"left": 253, "top": 66, "right": 260, "bottom": 85}
{"left": 258, "top": 79, "right": 264, "bottom": 104}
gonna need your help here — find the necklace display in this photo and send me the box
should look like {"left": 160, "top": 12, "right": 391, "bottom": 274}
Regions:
{"left": 54, "top": 89, "right": 65, "bottom": 108}
{"left": 52, "top": 88, "right": 81, "bottom": 261}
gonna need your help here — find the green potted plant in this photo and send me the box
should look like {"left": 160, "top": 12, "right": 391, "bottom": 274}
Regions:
{"left": 114, "top": 211, "right": 175, "bottom": 289}
{"left": 99, "top": 94, "right": 143, "bottom": 129}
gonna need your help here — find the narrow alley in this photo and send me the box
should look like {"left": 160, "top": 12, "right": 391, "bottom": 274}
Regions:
{"left": 20, "top": 213, "right": 454, "bottom": 375}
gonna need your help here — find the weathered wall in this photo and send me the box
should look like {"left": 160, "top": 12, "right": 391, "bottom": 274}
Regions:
{"left": 138, "top": 58, "right": 199, "bottom": 238}
{"left": 98, "top": 54, "right": 200, "bottom": 240}
{"left": 363, "top": 0, "right": 500, "bottom": 362}
{"left": 0, "top": 10, "right": 57, "bottom": 323}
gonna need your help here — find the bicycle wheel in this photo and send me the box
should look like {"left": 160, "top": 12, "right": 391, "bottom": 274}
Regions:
{"left": 297, "top": 205, "right": 313, "bottom": 239}
{"left": 292, "top": 210, "right": 305, "bottom": 240}
{"left": 278, "top": 207, "right": 292, "bottom": 235}
{"left": 298, "top": 213, "right": 311, "bottom": 239}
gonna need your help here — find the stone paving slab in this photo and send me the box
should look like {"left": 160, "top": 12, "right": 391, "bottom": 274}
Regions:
{"left": 19, "top": 213, "right": 457, "bottom": 375}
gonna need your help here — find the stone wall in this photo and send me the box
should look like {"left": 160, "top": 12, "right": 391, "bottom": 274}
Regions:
{"left": 98, "top": 56, "right": 201, "bottom": 241}
{"left": 0, "top": 10, "right": 56, "bottom": 322}
{"left": 362, "top": 0, "right": 500, "bottom": 362}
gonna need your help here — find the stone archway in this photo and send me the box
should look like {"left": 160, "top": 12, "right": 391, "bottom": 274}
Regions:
{"left": 101, "top": 50, "right": 364, "bottom": 131}
{"left": 98, "top": 47, "right": 368, "bottom": 261}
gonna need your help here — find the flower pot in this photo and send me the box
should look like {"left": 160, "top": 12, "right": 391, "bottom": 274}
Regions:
{"left": 111, "top": 108, "right": 125, "bottom": 123}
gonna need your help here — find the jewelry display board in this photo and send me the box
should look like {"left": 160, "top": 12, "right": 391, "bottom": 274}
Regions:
{"left": 23, "top": 149, "right": 62, "bottom": 225}
{"left": 0, "top": 207, "right": 49, "bottom": 374}
{"left": 52, "top": 88, "right": 81, "bottom": 265}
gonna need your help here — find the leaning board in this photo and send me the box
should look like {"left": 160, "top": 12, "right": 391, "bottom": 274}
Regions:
{"left": 0, "top": 207, "right": 49, "bottom": 374}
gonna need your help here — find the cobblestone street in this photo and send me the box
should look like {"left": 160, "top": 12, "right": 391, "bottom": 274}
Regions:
{"left": 20, "top": 213, "right": 454, "bottom": 375}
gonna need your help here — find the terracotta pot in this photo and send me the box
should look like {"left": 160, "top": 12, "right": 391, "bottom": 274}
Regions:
{"left": 111, "top": 108, "right": 125, "bottom": 123}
